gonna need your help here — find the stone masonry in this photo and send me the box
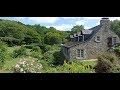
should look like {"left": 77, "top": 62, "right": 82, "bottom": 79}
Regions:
{"left": 62, "top": 18, "right": 120, "bottom": 61}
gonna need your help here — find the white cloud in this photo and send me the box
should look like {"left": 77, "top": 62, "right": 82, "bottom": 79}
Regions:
{"left": 62, "top": 17, "right": 81, "bottom": 19}
{"left": 75, "top": 20, "right": 87, "bottom": 25}
{"left": 28, "top": 17, "right": 59, "bottom": 23}
{"left": 84, "top": 26, "right": 92, "bottom": 29}
{"left": 109, "top": 17, "right": 120, "bottom": 21}
{"left": 47, "top": 24, "right": 74, "bottom": 31}
{"left": 14, "top": 17, "right": 27, "bottom": 19}
{"left": 83, "top": 17, "right": 102, "bottom": 20}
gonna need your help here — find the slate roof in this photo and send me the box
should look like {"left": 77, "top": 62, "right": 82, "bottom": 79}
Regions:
{"left": 63, "top": 25, "right": 102, "bottom": 48}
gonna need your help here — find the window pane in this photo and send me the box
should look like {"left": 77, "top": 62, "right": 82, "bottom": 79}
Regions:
{"left": 81, "top": 49, "right": 84, "bottom": 58}
{"left": 97, "top": 36, "right": 100, "bottom": 41}
{"left": 77, "top": 49, "right": 84, "bottom": 58}
{"left": 77, "top": 49, "right": 80, "bottom": 57}
{"left": 113, "top": 37, "right": 116, "bottom": 44}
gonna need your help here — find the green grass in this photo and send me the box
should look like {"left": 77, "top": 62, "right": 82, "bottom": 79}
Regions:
{"left": 0, "top": 46, "right": 98, "bottom": 73}
{"left": 7, "top": 46, "right": 21, "bottom": 54}
{"left": 0, "top": 46, "right": 36, "bottom": 73}
{"left": 2, "top": 57, "right": 37, "bottom": 73}
{"left": 80, "top": 60, "right": 97, "bottom": 67}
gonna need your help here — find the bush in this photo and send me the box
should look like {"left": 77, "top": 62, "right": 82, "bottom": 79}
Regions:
{"left": 42, "top": 60, "right": 95, "bottom": 73}
{"left": 24, "top": 45, "right": 33, "bottom": 49}
{"left": 13, "top": 46, "right": 27, "bottom": 58}
{"left": 0, "top": 42, "right": 8, "bottom": 68}
{"left": 42, "top": 51, "right": 55, "bottom": 65}
{"left": 53, "top": 50, "right": 65, "bottom": 65}
{"left": 31, "top": 51, "right": 43, "bottom": 59}
{"left": 113, "top": 46, "right": 120, "bottom": 57}
{"left": 94, "top": 52, "right": 120, "bottom": 73}
{"left": 60, "top": 61, "right": 95, "bottom": 73}
{"left": 13, "top": 58, "right": 43, "bottom": 73}
{"left": 31, "top": 46, "right": 42, "bottom": 53}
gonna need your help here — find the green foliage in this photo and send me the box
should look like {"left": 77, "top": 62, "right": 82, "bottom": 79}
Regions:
{"left": 95, "top": 52, "right": 120, "bottom": 73}
{"left": 40, "top": 44, "right": 60, "bottom": 53}
{"left": 53, "top": 50, "right": 65, "bottom": 65}
{"left": 42, "top": 51, "right": 55, "bottom": 65}
{"left": 44, "top": 32, "right": 62, "bottom": 45}
{"left": 0, "top": 19, "right": 71, "bottom": 46}
{"left": 24, "top": 45, "right": 33, "bottom": 49}
{"left": 31, "top": 52, "right": 43, "bottom": 59}
{"left": 31, "top": 46, "right": 42, "bottom": 52}
{"left": 0, "top": 42, "right": 8, "bottom": 68}
{"left": 111, "top": 20, "right": 120, "bottom": 37}
{"left": 113, "top": 46, "right": 120, "bottom": 53}
{"left": 13, "top": 46, "right": 27, "bottom": 58}
{"left": 43, "top": 61, "right": 95, "bottom": 73}
{"left": 71, "top": 25, "right": 84, "bottom": 34}
{"left": 24, "top": 30, "right": 42, "bottom": 44}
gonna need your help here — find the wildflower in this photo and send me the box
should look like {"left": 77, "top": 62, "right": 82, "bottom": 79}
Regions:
{"left": 15, "top": 64, "right": 20, "bottom": 68}
{"left": 20, "top": 68, "right": 24, "bottom": 72}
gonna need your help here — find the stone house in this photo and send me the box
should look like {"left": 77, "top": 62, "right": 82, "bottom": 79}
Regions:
{"left": 62, "top": 18, "right": 120, "bottom": 61}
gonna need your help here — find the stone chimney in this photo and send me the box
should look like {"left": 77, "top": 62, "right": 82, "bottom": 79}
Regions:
{"left": 100, "top": 17, "right": 110, "bottom": 26}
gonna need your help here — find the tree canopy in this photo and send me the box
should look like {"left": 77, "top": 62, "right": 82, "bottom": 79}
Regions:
{"left": 71, "top": 25, "right": 84, "bottom": 34}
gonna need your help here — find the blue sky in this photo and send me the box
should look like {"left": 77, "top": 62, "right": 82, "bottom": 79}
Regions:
{"left": 0, "top": 17, "right": 120, "bottom": 31}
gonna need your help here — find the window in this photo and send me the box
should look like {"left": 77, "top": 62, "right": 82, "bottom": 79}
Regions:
{"left": 77, "top": 49, "right": 80, "bottom": 57}
{"left": 65, "top": 47, "right": 68, "bottom": 55}
{"left": 81, "top": 49, "right": 84, "bottom": 58}
{"left": 112, "top": 37, "right": 117, "bottom": 45}
{"left": 97, "top": 36, "right": 100, "bottom": 41}
{"left": 95, "top": 36, "right": 100, "bottom": 42}
{"left": 77, "top": 49, "right": 84, "bottom": 58}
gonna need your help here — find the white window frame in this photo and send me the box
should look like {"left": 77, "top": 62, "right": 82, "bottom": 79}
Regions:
{"left": 95, "top": 36, "right": 100, "bottom": 42}
{"left": 76, "top": 49, "right": 84, "bottom": 59}
{"left": 112, "top": 37, "right": 117, "bottom": 46}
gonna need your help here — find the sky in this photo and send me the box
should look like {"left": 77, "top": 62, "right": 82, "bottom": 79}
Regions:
{"left": 0, "top": 17, "right": 120, "bottom": 31}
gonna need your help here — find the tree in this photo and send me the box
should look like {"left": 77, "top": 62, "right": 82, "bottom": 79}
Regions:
{"left": 44, "top": 32, "right": 62, "bottom": 45}
{"left": 111, "top": 20, "right": 120, "bottom": 37}
{"left": 24, "top": 30, "right": 42, "bottom": 45}
{"left": 71, "top": 25, "right": 84, "bottom": 34}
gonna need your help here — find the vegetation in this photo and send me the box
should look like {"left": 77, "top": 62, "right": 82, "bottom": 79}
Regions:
{"left": 113, "top": 46, "right": 120, "bottom": 56}
{"left": 0, "top": 42, "right": 8, "bottom": 68}
{"left": 94, "top": 52, "right": 120, "bottom": 73}
{"left": 0, "top": 19, "right": 120, "bottom": 73}
{"left": 111, "top": 20, "right": 120, "bottom": 37}
{"left": 13, "top": 58, "right": 43, "bottom": 73}
{"left": 71, "top": 25, "right": 84, "bottom": 34}
{"left": 12, "top": 46, "right": 27, "bottom": 58}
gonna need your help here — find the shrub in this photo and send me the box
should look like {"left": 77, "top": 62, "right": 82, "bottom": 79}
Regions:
{"left": 61, "top": 61, "right": 95, "bottom": 73}
{"left": 113, "top": 46, "right": 120, "bottom": 57}
{"left": 13, "top": 58, "right": 43, "bottom": 73}
{"left": 94, "top": 52, "right": 120, "bottom": 73}
{"left": 42, "top": 51, "right": 55, "bottom": 65}
{"left": 31, "top": 46, "right": 42, "bottom": 53}
{"left": 13, "top": 46, "right": 27, "bottom": 58}
{"left": 31, "top": 51, "right": 43, "bottom": 59}
{"left": 53, "top": 50, "right": 65, "bottom": 65}
{"left": 114, "top": 46, "right": 120, "bottom": 53}
{"left": 39, "top": 44, "right": 52, "bottom": 53}
{"left": 24, "top": 45, "right": 33, "bottom": 49}
{"left": 0, "top": 42, "right": 8, "bottom": 68}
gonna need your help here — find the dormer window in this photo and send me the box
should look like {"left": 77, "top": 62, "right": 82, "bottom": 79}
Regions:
{"left": 95, "top": 36, "right": 100, "bottom": 42}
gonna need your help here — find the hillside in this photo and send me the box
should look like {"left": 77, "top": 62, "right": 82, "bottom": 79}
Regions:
{"left": 0, "top": 19, "right": 120, "bottom": 73}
